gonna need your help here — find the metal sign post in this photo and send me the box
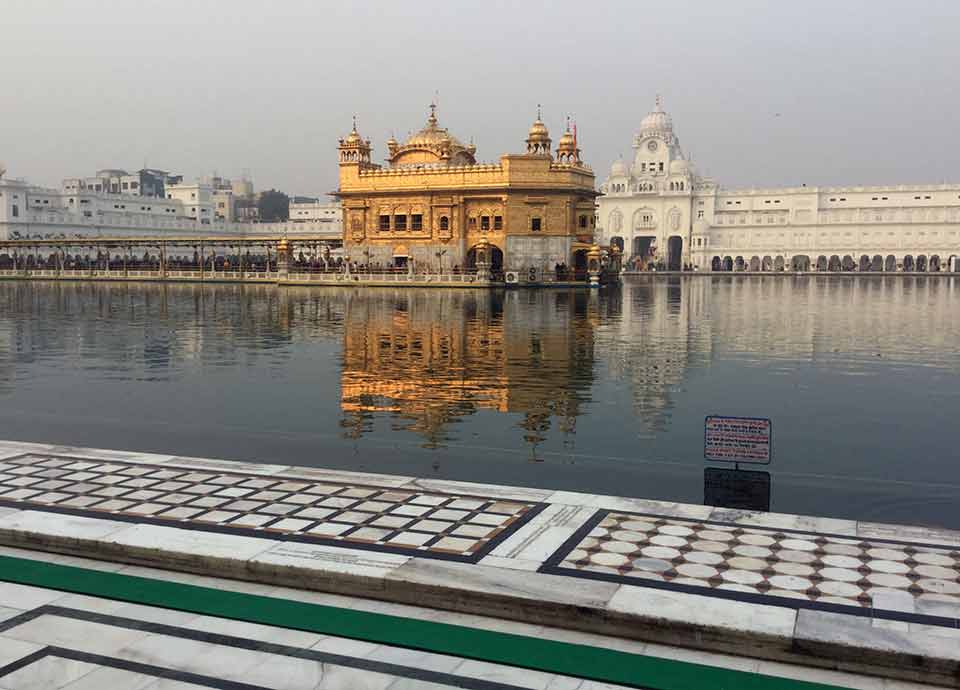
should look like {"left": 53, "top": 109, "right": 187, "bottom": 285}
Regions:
{"left": 703, "top": 415, "right": 773, "bottom": 511}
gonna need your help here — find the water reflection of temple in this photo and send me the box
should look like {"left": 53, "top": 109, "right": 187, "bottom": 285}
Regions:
{"left": 338, "top": 289, "right": 596, "bottom": 449}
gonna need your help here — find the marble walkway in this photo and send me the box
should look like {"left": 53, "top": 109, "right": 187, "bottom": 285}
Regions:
{"left": 0, "top": 440, "right": 957, "bottom": 687}
{"left": 1, "top": 545, "right": 935, "bottom": 690}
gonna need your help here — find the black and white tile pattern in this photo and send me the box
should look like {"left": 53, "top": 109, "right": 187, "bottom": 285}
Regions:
{"left": 0, "top": 454, "right": 544, "bottom": 563}
{"left": 542, "top": 510, "right": 960, "bottom": 627}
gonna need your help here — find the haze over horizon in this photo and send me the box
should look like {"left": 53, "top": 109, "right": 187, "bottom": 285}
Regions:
{"left": 3, "top": 0, "right": 959, "bottom": 197}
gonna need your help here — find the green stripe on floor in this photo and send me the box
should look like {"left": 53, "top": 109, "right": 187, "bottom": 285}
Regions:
{"left": 0, "top": 554, "right": 851, "bottom": 690}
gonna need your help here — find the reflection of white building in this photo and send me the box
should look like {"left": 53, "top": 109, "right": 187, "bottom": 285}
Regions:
{"left": 598, "top": 278, "right": 712, "bottom": 433}
{"left": 597, "top": 98, "right": 960, "bottom": 273}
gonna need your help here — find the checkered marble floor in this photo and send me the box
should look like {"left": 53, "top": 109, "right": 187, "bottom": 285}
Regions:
{"left": 0, "top": 454, "right": 542, "bottom": 562}
{"left": 542, "top": 510, "right": 960, "bottom": 623}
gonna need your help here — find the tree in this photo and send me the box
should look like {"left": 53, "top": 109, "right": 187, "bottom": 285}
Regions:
{"left": 257, "top": 189, "right": 289, "bottom": 222}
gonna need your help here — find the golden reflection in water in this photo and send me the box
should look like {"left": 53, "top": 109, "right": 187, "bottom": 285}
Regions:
{"left": 335, "top": 289, "right": 596, "bottom": 452}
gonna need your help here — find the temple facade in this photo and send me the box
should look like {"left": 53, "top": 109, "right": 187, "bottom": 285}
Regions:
{"left": 597, "top": 98, "right": 960, "bottom": 273}
{"left": 336, "top": 106, "right": 599, "bottom": 282}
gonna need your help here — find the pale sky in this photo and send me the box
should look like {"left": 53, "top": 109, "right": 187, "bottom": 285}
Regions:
{"left": 2, "top": 0, "right": 959, "bottom": 197}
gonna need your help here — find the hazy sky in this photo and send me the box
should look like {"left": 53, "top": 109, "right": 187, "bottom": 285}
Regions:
{"left": 3, "top": 0, "right": 959, "bottom": 197}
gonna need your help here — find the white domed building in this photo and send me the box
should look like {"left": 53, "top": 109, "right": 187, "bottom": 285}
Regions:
{"left": 597, "top": 97, "right": 960, "bottom": 273}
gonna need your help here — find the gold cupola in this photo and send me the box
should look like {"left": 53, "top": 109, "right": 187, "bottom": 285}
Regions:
{"left": 556, "top": 118, "right": 581, "bottom": 164}
{"left": 525, "top": 105, "right": 552, "bottom": 156}
{"left": 338, "top": 116, "right": 373, "bottom": 166}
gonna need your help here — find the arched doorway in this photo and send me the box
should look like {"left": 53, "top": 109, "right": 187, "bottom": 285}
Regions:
{"left": 610, "top": 236, "right": 625, "bottom": 252}
{"left": 774, "top": 256, "right": 785, "bottom": 271}
{"left": 816, "top": 255, "right": 828, "bottom": 271}
{"left": 573, "top": 248, "right": 588, "bottom": 279}
{"left": 466, "top": 244, "right": 504, "bottom": 274}
{"left": 841, "top": 255, "right": 855, "bottom": 271}
{"left": 711, "top": 256, "right": 722, "bottom": 271}
{"left": 949, "top": 255, "right": 960, "bottom": 272}
{"left": 632, "top": 236, "right": 655, "bottom": 270}
{"left": 722, "top": 256, "right": 733, "bottom": 272}
{"left": 903, "top": 255, "right": 915, "bottom": 272}
{"left": 885, "top": 255, "right": 897, "bottom": 272}
{"left": 734, "top": 256, "right": 745, "bottom": 271}
{"left": 791, "top": 255, "right": 810, "bottom": 271}
{"left": 859, "top": 255, "right": 871, "bottom": 272}
{"left": 916, "top": 255, "right": 927, "bottom": 272}
{"left": 749, "top": 256, "right": 761, "bottom": 271}
{"left": 667, "top": 236, "right": 683, "bottom": 271}
{"left": 929, "top": 255, "right": 941, "bottom": 272}
{"left": 392, "top": 245, "right": 409, "bottom": 269}
{"left": 761, "top": 256, "right": 773, "bottom": 271}
{"left": 871, "top": 255, "right": 883, "bottom": 272}
{"left": 828, "top": 255, "right": 842, "bottom": 271}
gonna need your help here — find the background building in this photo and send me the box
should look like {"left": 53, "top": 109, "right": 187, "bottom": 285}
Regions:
{"left": 596, "top": 98, "right": 960, "bottom": 272}
{"left": 289, "top": 197, "right": 342, "bottom": 227}
{"left": 0, "top": 166, "right": 340, "bottom": 241}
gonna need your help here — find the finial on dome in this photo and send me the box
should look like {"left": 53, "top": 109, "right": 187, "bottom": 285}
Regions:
{"left": 351, "top": 114, "right": 357, "bottom": 133}
{"left": 428, "top": 102, "right": 438, "bottom": 127}
{"left": 655, "top": 94, "right": 663, "bottom": 110}
{"left": 537, "top": 103, "right": 542, "bottom": 120}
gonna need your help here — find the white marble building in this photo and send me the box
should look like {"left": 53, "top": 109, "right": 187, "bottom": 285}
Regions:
{"left": 0, "top": 168, "right": 341, "bottom": 240}
{"left": 597, "top": 98, "right": 960, "bottom": 272}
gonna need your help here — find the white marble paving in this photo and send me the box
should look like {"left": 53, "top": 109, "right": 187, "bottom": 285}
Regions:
{"left": 0, "top": 509, "right": 129, "bottom": 542}
{"left": 0, "top": 440, "right": 958, "bottom": 688}
{"left": 607, "top": 584, "right": 798, "bottom": 645}
{"left": 0, "top": 657, "right": 98, "bottom": 690}
{"left": 0, "top": 547, "right": 945, "bottom": 690}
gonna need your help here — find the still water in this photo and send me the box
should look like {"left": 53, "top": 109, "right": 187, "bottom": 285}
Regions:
{"left": 1, "top": 277, "right": 958, "bottom": 528}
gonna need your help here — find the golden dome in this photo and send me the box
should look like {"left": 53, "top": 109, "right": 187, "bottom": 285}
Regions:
{"left": 557, "top": 131, "right": 575, "bottom": 149}
{"left": 525, "top": 105, "right": 552, "bottom": 155}
{"left": 528, "top": 118, "right": 549, "bottom": 139}
{"left": 390, "top": 105, "right": 476, "bottom": 167}
{"left": 341, "top": 116, "right": 365, "bottom": 147}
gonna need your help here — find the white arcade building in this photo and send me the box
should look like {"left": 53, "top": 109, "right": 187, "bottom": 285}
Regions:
{"left": 597, "top": 98, "right": 960, "bottom": 273}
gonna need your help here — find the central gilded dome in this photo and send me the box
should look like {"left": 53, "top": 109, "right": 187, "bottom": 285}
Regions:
{"left": 390, "top": 105, "right": 477, "bottom": 168}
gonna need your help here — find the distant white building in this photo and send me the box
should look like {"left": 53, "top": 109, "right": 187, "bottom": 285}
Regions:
{"left": 288, "top": 198, "right": 342, "bottom": 229}
{"left": 0, "top": 168, "right": 340, "bottom": 241}
{"left": 597, "top": 98, "right": 960, "bottom": 272}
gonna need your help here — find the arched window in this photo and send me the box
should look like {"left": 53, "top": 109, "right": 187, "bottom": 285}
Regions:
{"left": 439, "top": 216, "right": 449, "bottom": 231}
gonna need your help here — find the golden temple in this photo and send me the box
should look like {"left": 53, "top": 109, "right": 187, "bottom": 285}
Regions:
{"left": 335, "top": 106, "right": 599, "bottom": 282}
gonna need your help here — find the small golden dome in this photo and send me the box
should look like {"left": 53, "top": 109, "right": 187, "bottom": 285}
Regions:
{"left": 342, "top": 116, "right": 363, "bottom": 145}
{"left": 525, "top": 106, "right": 552, "bottom": 155}
{"left": 528, "top": 119, "right": 549, "bottom": 139}
{"left": 557, "top": 129, "right": 576, "bottom": 151}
